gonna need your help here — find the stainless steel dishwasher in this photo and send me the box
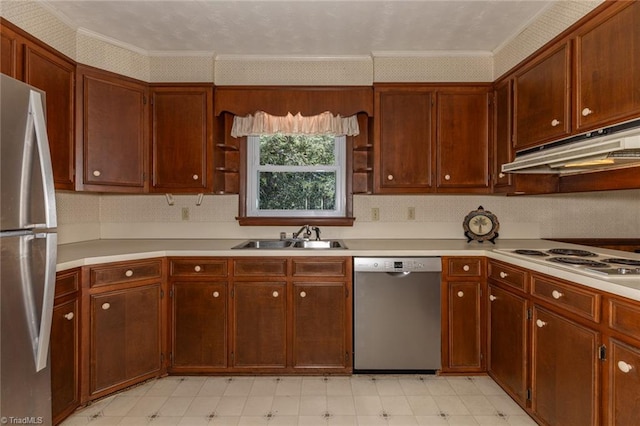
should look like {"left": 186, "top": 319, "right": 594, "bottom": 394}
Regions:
{"left": 354, "top": 257, "right": 442, "bottom": 372}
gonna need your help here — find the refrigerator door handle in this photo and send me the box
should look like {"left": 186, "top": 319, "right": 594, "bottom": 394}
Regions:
{"left": 29, "top": 90, "right": 57, "bottom": 229}
{"left": 34, "top": 232, "right": 57, "bottom": 372}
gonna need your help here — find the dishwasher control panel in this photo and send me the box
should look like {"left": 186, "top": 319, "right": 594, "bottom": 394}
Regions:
{"left": 354, "top": 257, "right": 442, "bottom": 273}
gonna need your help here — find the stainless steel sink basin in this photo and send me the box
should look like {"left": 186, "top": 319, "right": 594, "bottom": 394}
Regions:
{"left": 232, "top": 239, "right": 347, "bottom": 250}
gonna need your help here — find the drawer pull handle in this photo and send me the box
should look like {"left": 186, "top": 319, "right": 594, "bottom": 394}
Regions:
{"left": 489, "top": 295, "right": 497, "bottom": 302}
{"left": 582, "top": 107, "right": 593, "bottom": 117}
{"left": 444, "top": 174, "right": 451, "bottom": 181}
{"left": 457, "top": 291, "right": 464, "bottom": 298}
{"left": 102, "top": 303, "right": 111, "bottom": 310}
{"left": 64, "top": 312, "right": 74, "bottom": 320}
{"left": 387, "top": 174, "right": 394, "bottom": 181}
{"left": 92, "top": 170, "right": 101, "bottom": 177}
{"left": 272, "top": 291, "right": 279, "bottom": 298}
{"left": 499, "top": 272, "right": 508, "bottom": 278}
{"left": 536, "top": 319, "right": 547, "bottom": 328}
{"left": 193, "top": 174, "right": 199, "bottom": 180}
{"left": 551, "top": 290, "right": 564, "bottom": 299}
{"left": 300, "top": 291, "right": 307, "bottom": 298}
{"left": 194, "top": 265, "right": 202, "bottom": 272}
{"left": 212, "top": 291, "right": 220, "bottom": 298}
{"left": 551, "top": 119, "right": 560, "bottom": 127}
{"left": 125, "top": 269, "right": 134, "bottom": 277}
{"left": 618, "top": 361, "right": 633, "bottom": 373}
{"left": 462, "top": 265, "right": 470, "bottom": 272}
{"left": 498, "top": 172, "right": 505, "bottom": 178}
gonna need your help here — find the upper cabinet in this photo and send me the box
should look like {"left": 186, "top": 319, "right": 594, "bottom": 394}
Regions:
{"left": 75, "top": 65, "right": 149, "bottom": 193}
{"left": 574, "top": 1, "right": 640, "bottom": 132}
{"left": 1, "top": 19, "right": 76, "bottom": 190}
{"left": 150, "top": 85, "right": 213, "bottom": 193}
{"left": 493, "top": 79, "right": 514, "bottom": 191}
{"left": 513, "top": 41, "right": 572, "bottom": 151}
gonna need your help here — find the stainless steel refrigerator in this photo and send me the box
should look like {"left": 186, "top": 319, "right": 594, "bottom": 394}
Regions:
{"left": 1, "top": 74, "right": 57, "bottom": 425}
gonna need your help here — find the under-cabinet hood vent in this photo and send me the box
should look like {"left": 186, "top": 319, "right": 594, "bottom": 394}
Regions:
{"left": 502, "top": 119, "right": 640, "bottom": 174}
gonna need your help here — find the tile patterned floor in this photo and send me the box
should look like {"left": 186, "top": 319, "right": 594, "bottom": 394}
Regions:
{"left": 61, "top": 375, "right": 537, "bottom": 425}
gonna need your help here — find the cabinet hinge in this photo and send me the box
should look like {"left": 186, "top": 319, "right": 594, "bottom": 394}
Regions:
{"left": 169, "top": 352, "right": 173, "bottom": 363}
{"left": 480, "top": 288, "right": 483, "bottom": 297}
{"left": 345, "top": 288, "right": 349, "bottom": 298}
{"left": 526, "top": 308, "right": 533, "bottom": 320}
{"left": 598, "top": 345, "right": 607, "bottom": 361}
{"left": 231, "top": 352, "right": 234, "bottom": 361}
{"left": 526, "top": 389, "right": 532, "bottom": 401}
{"left": 231, "top": 289, "right": 234, "bottom": 298}
{"left": 345, "top": 352, "right": 350, "bottom": 362}
{"left": 169, "top": 289, "right": 174, "bottom": 298}
{"left": 161, "top": 353, "right": 164, "bottom": 363}
{"left": 160, "top": 289, "right": 164, "bottom": 299}
{"left": 143, "top": 95, "right": 147, "bottom": 105}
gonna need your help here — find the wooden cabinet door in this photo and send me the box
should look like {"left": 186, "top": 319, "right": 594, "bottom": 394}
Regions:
{"left": 374, "top": 87, "right": 434, "bottom": 193}
{"left": 151, "top": 85, "right": 213, "bottom": 192}
{"left": 606, "top": 338, "right": 640, "bottom": 426}
{"left": 51, "top": 298, "right": 79, "bottom": 424}
{"left": 514, "top": 42, "right": 572, "bottom": 150}
{"left": 575, "top": 1, "right": 640, "bottom": 131}
{"left": 443, "top": 281, "right": 483, "bottom": 371}
{"left": 292, "top": 282, "right": 350, "bottom": 370}
{"left": 531, "top": 306, "right": 599, "bottom": 426}
{"left": 493, "top": 79, "right": 514, "bottom": 191}
{"left": 77, "top": 66, "right": 148, "bottom": 192}
{"left": 436, "top": 88, "right": 490, "bottom": 191}
{"left": 488, "top": 284, "right": 528, "bottom": 406}
{"left": 231, "top": 282, "right": 287, "bottom": 369}
{"left": 0, "top": 21, "right": 20, "bottom": 78}
{"left": 23, "top": 42, "right": 75, "bottom": 190}
{"left": 171, "top": 281, "right": 227, "bottom": 369}
{"left": 90, "top": 284, "right": 161, "bottom": 396}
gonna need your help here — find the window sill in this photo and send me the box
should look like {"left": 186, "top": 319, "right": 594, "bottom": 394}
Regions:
{"left": 237, "top": 217, "right": 355, "bottom": 226}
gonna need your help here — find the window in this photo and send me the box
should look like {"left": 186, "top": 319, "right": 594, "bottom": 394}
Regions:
{"left": 247, "top": 134, "right": 346, "bottom": 217}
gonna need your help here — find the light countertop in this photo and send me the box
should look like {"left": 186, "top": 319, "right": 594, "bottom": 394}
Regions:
{"left": 57, "top": 238, "right": 640, "bottom": 301}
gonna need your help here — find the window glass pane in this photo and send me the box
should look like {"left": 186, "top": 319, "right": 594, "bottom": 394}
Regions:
{"left": 259, "top": 134, "right": 335, "bottom": 166}
{"left": 258, "top": 171, "right": 336, "bottom": 210}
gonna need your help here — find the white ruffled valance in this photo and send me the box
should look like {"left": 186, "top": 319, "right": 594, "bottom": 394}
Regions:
{"left": 231, "top": 111, "right": 359, "bottom": 138}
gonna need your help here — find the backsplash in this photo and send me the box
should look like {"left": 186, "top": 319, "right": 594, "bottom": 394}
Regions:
{"left": 56, "top": 190, "right": 640, "bottom": 244}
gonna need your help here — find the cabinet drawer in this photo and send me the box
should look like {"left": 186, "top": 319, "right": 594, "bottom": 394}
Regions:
{"left": 488, "top": 260, "right": 527, "bottom": 292}
{"left": 233, "top": 258, "right": 287, "bottom": 277}
{"left": 607, "top": 296, "right": 640, "bottom": 340}
{"left": 170, "top": 258, "right": 228, "bottom": 277}
{"left": 90, "top": 259, "right": 163, "bottom": 287}
{"left": 292, "top": 258, "right": 347, "bottom": 277}
{"left": 56, "top": 269, "right": 80, "bottom": 298}
{"left": 446, "top": 257, "right": 483, "bottom": 277}
{"left": 531, "top": 274, "right": 600, "bottom": 322}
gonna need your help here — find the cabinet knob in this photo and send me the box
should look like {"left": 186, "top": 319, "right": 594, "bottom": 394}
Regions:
{"left": 194, "top": 265, "right": 202, "bottom": 272}
{"left": 457, "top": 291, "right": 464, "bottom": 298}
{"left": 551, "top": 290, "right": 564, "bottom": 300}
{"left": 387, "top": 174, "right": 394, "bottom": 181}
{"left": 125, "top": 269, "right": 134, "bottom": 277}
{"left": 499, "top": 271, "right": 508, "bottom": 279}
{"left": 64, "top": 312, "right": 74, "bottom": 320}
{"left": 582, "top": 107, "right": 593, "bottom": 117}
{"left": 498, "top": 172, "right": 506, "bottom": 178}
{"left": 618, "top": 360, "right": 633, "bottom": 373}
{"left": 489, "top": 295, "right": 497, "bottom": 302}
{"left": 536, "top": 319, "right": 547, "bottom": 328}
{"left": 212, "top": 291, "right": 220, "bottom": 298}
{"left": 272, "top": 291, "right": 279, "bottom": 298}
{"left": 101, "top": 303, "right": 111, "bottom": 310}
{"left": 193, "top": 174, "right": 199, "bottom": 180}
{"left": 551, "top": 119, "right": 561, "bottom": 127}
{"left": 462, "top": 265, "right": 470, "bottom": 272}
{"left": 93, "top": 170, "right": 101, "bottom": 177}
{"left": 444, "top": 174, "right": 451, "bottom": 181}
{"left": 300, "top": 291, "right": 307, "bottom": 298}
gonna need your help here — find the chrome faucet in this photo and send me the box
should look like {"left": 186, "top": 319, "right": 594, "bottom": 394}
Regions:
{"left": 292, "top": 224, "right": 312, "bottom": 240}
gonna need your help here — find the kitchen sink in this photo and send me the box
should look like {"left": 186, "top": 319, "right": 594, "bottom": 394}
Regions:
{"left": 232, "top": 239, "right": 347, "bottom": 250}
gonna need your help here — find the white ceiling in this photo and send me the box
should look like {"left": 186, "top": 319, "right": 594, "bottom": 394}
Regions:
{"left": 41, "top": 0, "right": 554, "bottom": 56}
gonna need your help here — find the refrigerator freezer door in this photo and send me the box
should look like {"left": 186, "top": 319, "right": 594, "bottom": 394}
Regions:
{"left": 0, "top": 231, "right": 57, "bottom": 423}
{"left": 0, "top": 75, "right": 57, "bottom": 232}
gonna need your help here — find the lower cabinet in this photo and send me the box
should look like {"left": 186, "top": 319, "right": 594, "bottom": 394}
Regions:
{"left": 606, "top": 338, "right": 640, "bottom": 425}
{"left": 90, "top": 283, "right": 162, "bottom": 397}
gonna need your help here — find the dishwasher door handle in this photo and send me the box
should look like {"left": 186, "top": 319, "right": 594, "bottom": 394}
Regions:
{"left": 386, "top": 271, "right": 412, "bottom": 277}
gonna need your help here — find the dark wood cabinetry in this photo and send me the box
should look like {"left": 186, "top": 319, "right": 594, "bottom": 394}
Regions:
{"left": 151, "top": 85, "right": 213, "bottom": 192}
{"left": 514, "top": 41, "right": 572, "bottom": 150}
{"left": 0, "top": 20, "right": 19, "bottom": 78}
{"left": 51, "top": 269, "right": 80, "bottom": 425}
{"left": 441, "top": 257, "right": 486, "bottom": 373}
{"left": 574, "top": 1, "right": 640, "bottom": 132}
{"left": 492, "top": 79, "right": 514, "bottom": 191}
{"left": 76, "top": 65, "right": 149, "bottom": 192}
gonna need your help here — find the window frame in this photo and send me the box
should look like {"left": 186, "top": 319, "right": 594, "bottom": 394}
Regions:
{"left": 246, "top": 134, "right": 347, "bottom": 218}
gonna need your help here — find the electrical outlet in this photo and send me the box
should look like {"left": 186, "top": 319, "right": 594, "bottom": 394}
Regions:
{"left": 371, "top": 207, "right": 380, "bottom": 221}
{"left": 408, "top": 207, "right": 415, "bottom": 220}
{"left": 181, "top": 207, "right": 190, "bottom": 221}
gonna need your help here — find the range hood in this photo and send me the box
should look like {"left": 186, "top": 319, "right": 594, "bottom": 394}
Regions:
{"left": 502, "top": 119, "right": 640, "bottom": 174}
